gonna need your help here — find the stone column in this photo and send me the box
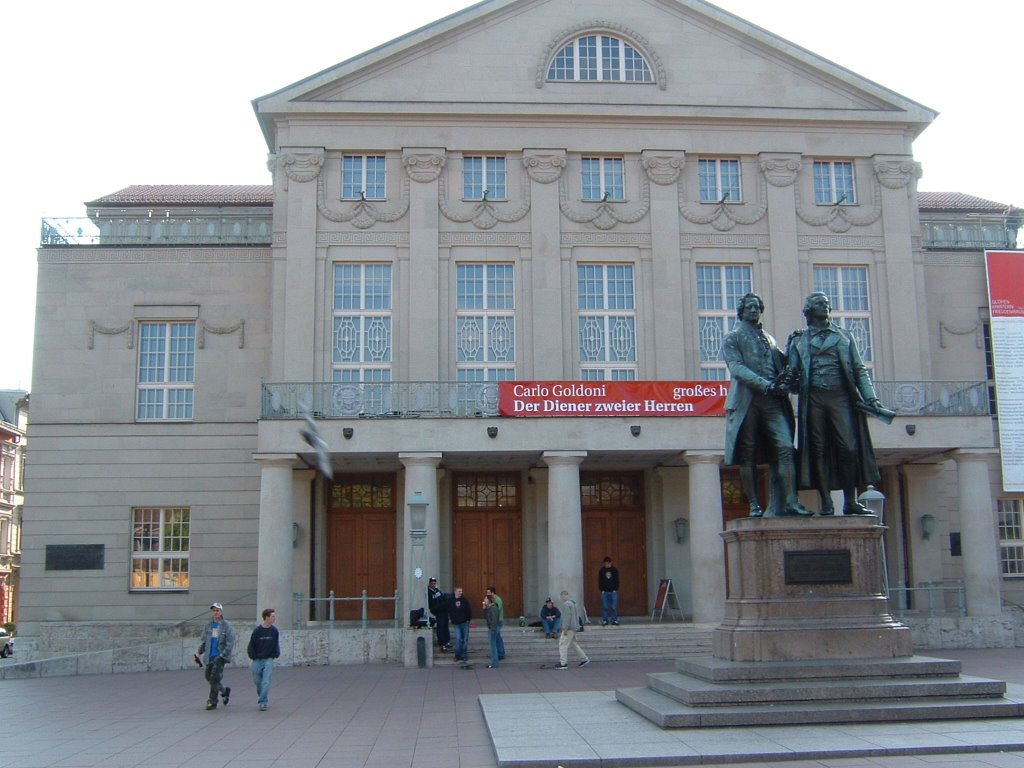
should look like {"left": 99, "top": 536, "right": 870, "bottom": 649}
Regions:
{"left": 255, "top": 456, "right": 296, "bottom": 627}
{"left": 542, "top": 451, "right": 586, "bottom": 601}
{"left": 685, "top": 451, "right": 726, "bottom": 623}
{"left": 758, "top": 153, "right": 804, "bottom": 332}
{"left": 272, "top": 148, "right": 324, "bottom": 380}
{"left": 874, "top": 157, "right": 925, "bottom": 378}
{"left": 399, "top": 452, "right": 443, "bottom": 612}
{"left": 402, "top": 148, "right": 445, "bottom": 380}
{"left": 642, "top": 150, "right": 686, "bottom": 377}
{"left": 955, "top": 450, "right": 1002, "bottom": 616}
{"left": 523, "top": 150, "right": 566, "bottom": 377}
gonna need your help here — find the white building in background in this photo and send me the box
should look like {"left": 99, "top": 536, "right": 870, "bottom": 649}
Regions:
{"left": 0, "top": 390, "right": 27, "bottom": 627}
{"left": 19, "top": 0, "right": 1024, "bottom": 650}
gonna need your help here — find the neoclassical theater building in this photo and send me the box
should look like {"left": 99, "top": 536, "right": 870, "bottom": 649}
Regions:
{"left": 20, "top": 0, "right": 1024, "bottom": 647}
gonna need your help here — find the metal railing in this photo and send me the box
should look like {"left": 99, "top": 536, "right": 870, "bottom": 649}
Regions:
{"left": 888, "top": 580, "right": 967, "bottom": 618}
{"left": 261, "top": 380, "right": 989, "bottom": 420}
{"left": 40, "top": 216, "right": 272, "bottom": 247}
{"left": 872, "top": 381, "right": 990, "bottom": 417}
{"left": 263, "top": 381, "right": 501, "bottom": 419}
{"left": 292, "top": 590, "right": 402, "bottom": 629}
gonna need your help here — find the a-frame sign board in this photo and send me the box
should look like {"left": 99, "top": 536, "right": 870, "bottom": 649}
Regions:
{"left": 651, "top": 578, "right": 682, "bottom": 621}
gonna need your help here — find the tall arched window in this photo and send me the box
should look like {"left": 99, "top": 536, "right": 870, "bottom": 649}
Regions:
{"left": 548, "top": 34, "right": 653, "bottom": 83}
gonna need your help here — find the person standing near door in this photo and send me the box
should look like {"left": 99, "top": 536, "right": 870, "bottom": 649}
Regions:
{"left": 598, "top": 556, "right": 620, "bottom": 626}
{"left": 485, "top": 586, "right": 505, "bottom": 660}
{"left": 449, "top": 586, "right": 472, "bottom": 662}
{"left": 482, "top": 594, "right": 501, "bottom": 668}
{"left": 427, "top": 577, "right": 451, "bottom": 652}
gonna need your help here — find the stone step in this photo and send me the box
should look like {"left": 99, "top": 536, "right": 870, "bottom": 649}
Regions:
{"left": 616, "top": 684, "right": 1024, "bottom": 727}
{"left": 675, "top": 654, "right": 965, "bottom": 682}
{"left": 446, "top": 622, "right": 713, "bottom": 663}
{"left": 647, "top": 670, "right": 1007, "bottom": 706}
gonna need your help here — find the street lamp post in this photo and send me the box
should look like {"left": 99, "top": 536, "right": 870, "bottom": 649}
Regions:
{"left": 407, "top": 491, "right": 429, "bottom": 619}
{"left": 858, "top": 485, "right": 888, "bottom": 599}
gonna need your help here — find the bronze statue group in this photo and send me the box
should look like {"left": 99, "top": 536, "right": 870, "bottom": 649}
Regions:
{"left": 723, "top": 291, "right": 895, "bottom": 518}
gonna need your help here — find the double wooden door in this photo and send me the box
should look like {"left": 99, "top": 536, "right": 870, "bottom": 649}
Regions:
{"left": 451, "top": 473, "right": 523, "bottom": 617}
{"left": 581, "top": 472, "right": 648, "bottom": 618}
{"left": 325, "top": 476, "right": 396, "bottom": 620}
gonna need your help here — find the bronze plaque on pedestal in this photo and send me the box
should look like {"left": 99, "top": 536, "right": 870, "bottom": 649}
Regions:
{"left": 784, "top": 549, "right": 851, "bottom": 584}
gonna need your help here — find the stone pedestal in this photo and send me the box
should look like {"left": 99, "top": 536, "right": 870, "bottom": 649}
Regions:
{"left": 713, "top": 516, "right": 911, "bottom": 661}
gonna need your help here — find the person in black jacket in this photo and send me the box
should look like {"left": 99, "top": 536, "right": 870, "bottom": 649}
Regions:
{"left": 540, "top": 597, "right": 561, "bottom": 638}
{"left": 426, "top": 577, "right": 451, "bottom": 652}
{"left": 246, "top": 608, "right": 280, "bottom": 711}
{"left": 598, "top": 556, "right": 620, "bottom": 626}
{"left": 448, "top": 586, "right": 472, "bottom": 662}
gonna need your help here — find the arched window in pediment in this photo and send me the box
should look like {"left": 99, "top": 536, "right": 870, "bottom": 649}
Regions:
{"left": 547, "top": 33, "right": 654, "bottom": 83}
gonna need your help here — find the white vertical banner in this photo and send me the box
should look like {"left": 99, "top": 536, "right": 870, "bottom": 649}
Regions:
{"left": 985, "top": 250, "right": 1024, "bottom": 492}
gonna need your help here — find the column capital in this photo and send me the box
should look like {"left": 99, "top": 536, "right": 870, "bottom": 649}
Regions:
{"left": 758, "top": 152, "right": 802, "bottom": 187}
{"left": 684, "top": 450, "right": 723, "bottom": 466}
{"left": 253, "top": 453, "right": 299, "bottom": 468}
{"left": 953, "top": 449, "right": 997, "bottom": 463}
{"left": 399, "top": 452, "right": 443, "bottom": 469}
{"left": 541, "top": 451, "right": 586, "bottom": 467}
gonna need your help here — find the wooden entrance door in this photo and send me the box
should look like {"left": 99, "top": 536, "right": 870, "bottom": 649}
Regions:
{"left": 581, "top": 472, "right": 648, "bottom": 618}
{"left": 326, "top": 475, "right": 396, "bottom": 620}
{"left": 452, "top": 473, "right": 523, "bottom": 617}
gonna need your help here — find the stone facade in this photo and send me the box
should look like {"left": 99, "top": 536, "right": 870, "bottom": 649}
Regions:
{"left": 18, "top": 0, "right": 1023, "bottom": 650}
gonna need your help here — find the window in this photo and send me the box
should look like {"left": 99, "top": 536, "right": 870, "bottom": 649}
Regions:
{"left": 131, "top": 507, "right": 189, "bottom": 590}
{"left": 333, "top": 264, "right": 392, "bottom": 396}
{"left": 463, "top": 156, "right": 507, "bottom": 200}
{"left": 577, "top": 263, "right": 636, "bottom": 380}
{"left": 813, "top": 266, "right": 872, "bottom": 365}
{"left": 998, "top": 499, "right": 1024, "bottom": 577}
{"left": 137, "top": 322, "right": 195, "bottom": 421}
{"left": 342, "top": 155, "right": 386, "bottom": 200}
{"left": 983, "top": 321, "right": 997, "bottom": 414}
{"left": 698, "top": 159, "right": 742, "bottom": 203}
{"left": 582, "top": 157, "right": 624, "bottom": 201}
{"left": 548, "top": 34, "right": 653, "bottom": 82}
{"left": 696, "top": 264, "right": 753, "bottom": 380}
{"left": 813, "top": 160, "right": 856, "bottom": 205}
{"left": 456, "top": 264, "right": 515, "bottom": 381}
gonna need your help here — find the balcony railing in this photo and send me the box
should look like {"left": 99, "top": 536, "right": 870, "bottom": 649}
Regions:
{"left": 263, "top": 381, "right": 502, "bottom": 419}
{"left": 261, "top": 380, "right": 990, "bottom": 420}
{"left": 40, "top": 216, "right": 272, "bottom": 247}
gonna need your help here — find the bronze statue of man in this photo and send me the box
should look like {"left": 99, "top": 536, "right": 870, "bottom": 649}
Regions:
{"left": 783, "top": 291, "right": 893, "bottom": 515}
{"left": 723, "top": 293, "right": 811, "bottom": 517}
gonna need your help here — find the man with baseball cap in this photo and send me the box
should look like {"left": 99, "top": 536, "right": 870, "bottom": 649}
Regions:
{"left": 426, "top": 577, "right": 451, "bottom": 652}
{"left": 197, "top": 602, "right": 235, "bottom": 710}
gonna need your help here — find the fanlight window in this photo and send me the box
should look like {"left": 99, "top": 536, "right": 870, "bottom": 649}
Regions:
{"left": 548, "top": 34, "right": 653, "bottom": 83}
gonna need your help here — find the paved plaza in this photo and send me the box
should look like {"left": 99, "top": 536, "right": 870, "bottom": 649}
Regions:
{"left": 1, "top": 648, "right": 1023, "bottom": 768}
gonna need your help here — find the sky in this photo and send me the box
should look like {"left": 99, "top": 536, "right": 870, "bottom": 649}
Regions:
{"left": 3, "top": 0, "right": 1021, "bottom": 391}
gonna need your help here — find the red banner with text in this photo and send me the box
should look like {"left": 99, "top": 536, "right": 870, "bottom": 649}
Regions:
{"left": 498, "top": 381, "right": 727, "bottom": 417}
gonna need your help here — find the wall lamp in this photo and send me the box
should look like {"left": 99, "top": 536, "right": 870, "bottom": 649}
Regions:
{"left": 407, "top": 491, "right": 429, "bottom": 539}
{"left": 487, "top": 426, "right": 498, "bottom": 438}
{"left": 920, "top": 513, "right": 936, "bottom": 540}
{"left": 630, "top": 425, "right": 641, "bottom": 437}
{"left": 673, "top": 517, "right": 689, "bottom": 544}
{"left": 342, "top": 427, "right": 354, "bottom": 440}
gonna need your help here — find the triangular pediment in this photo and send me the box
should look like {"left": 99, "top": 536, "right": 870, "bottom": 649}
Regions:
{"left": 254, "top": 0, "right": 935, "bottom": 140}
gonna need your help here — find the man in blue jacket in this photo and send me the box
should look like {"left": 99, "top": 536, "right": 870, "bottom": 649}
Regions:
{"left": 198, "top": 603, "right": 235, "bottom": 710}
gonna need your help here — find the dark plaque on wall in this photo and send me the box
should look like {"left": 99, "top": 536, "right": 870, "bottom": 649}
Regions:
{"left": 784, "top": 549, "right": 851, "bottom": 585}
{"left": 45, "top": 544, "right": 105, "bottom": 571}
